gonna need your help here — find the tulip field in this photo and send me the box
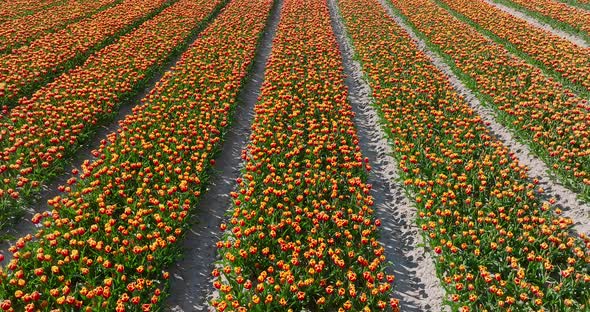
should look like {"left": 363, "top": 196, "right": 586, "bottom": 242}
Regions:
{"left": 0, "top": 0, "right": 119, "bottom": 53}
{"left": 0, "top": 0, "right": 170, "bottom": 105}
{"left": 0, "top": 0, "right": 589, "bottom": 310}
{"left": 490, "top": 0, "right": 590, "bottom": 42}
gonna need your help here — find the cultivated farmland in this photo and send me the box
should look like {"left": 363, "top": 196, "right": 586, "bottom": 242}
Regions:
{"left": 0, "top": 0, "right": 588, "bottom": 311}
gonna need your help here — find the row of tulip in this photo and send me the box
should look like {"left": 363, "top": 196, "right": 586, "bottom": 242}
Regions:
{"left": 0, "top": 0, "right": 274, "bottom": 310}
{"left": 0, "top": 0, "right": 170, "bottom": 106}
{"left": 0, "top": 0, "right": 119, "bottom": 54}
{"left": 438, "top": 0, "right": 590, "bottom": 98}
{"left": 563, "top": 0, "right": 590, "bottom": 5}
{"left": 387, "top": 0, "right": 590, "bottom": 203}
{"left": 0, "top": 0, "right": 62, "bottom": 23}
{"left": 0, "top": 0, "right": 224, "bottom": 229}
{"left": 211, "top": 0, "right": 398, "bottom": 310}
{"left": 493, "top": 0, "right": 590, "bottom": 41}
{"left": 568, "top": 0, "right": 590, "bottom": 6}
{"left": 338, "top": 0, "right": 590, "bottom": 310}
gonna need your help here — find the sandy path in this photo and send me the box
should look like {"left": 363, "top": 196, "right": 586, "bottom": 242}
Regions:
{"left": 378, "top": 0, "right": 590, "bottom": 235}
{"left": 164, "top": 1, "right": 282, "bottom": 310}
{"left": 328, "top": 0, "right": 447, "bottom": 311}
{"left": 483, "top": 0, "right": 589, "bottom": 48}
{"left": 0, "top": 2, "right": 229, "bottom": 263}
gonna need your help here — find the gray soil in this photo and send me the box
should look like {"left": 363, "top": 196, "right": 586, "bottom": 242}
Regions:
{"left": 164, "top": 0, "right": 282, "bottom": 310}
{"left": 485, "top": 0, "right": 590, "bottom": 48}
{"left": 377, "top": 0, "right": 590, "bottom": 234}
{"left": 328, "top": 0, "right": 448, "bottom": 311}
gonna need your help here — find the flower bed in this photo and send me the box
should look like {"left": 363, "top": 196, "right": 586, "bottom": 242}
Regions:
{"left": 338, "top": 0, "right": 590, "bottom": 310}
{"left": 0, "top": 0, "right": 118, "bottom": 53}
{"left": 211, "top": 0, "right": 398, "bottom": 310}
{"left": 0, "top": 0, "right": 273, "bottom": 309}
{"left": 390, "top": 0, "right": 590, "bottom": 202}
{"left": 0, "top": 0, "right": 224, "bottom": 229}
{"left": 439, "top": 0, "right": 590, "bottom": 95}
{"left": 0, "top": 0, "right": 170, "bottom": 105}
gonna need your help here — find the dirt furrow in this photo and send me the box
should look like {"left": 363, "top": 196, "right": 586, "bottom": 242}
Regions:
{"left": 164, "top": 1, "right": 282, "bottom": 310}
{"left": 484, "top": 0, "right": 589, "bottom": 48}
{"left": 328, "top": 0, "right": 447, "bottom": 311}
{"left": 378, "top": 0, "right": 590, "bottom": 235}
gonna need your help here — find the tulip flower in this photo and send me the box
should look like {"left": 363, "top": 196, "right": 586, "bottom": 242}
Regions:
{"left": 340, "top": 0, "right": 590, "bottom": 309}
{"left": 0, "top": 0, "right": 273, "bottom": 310}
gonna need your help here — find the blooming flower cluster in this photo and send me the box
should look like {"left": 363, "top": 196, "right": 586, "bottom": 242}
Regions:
{"left": 439, "top": 0, "right": 590, "bottom": 95}
{"left": 0, "top": 0, "right": 117, "bottom": 53}
{"left": 499, "top": 0, "right": 590, "bottom": 38}
{"left": 0, "top": 0, "right": 273, "bottom": 310}
{"left": 390, "top": 0, "right": 590, "bottom": 202}
{"left": 0, "top": 0, "right": 61, "bottom": 23}
{"left": 211, "top": 0, "right": 398, "bottom": 310}
{"left": 339, "top": 0, "right": 590, "bottom": 310}
{"left": 0, "top": 0, "right": 168, "bottom": 105}
{"left": 0, "top": 0, "right": 223, "bottom": 229}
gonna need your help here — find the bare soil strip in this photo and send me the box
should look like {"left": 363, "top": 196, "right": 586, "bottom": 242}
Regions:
{"left": 484, "top": 0, "right": 589, "bottom": 48}
{"left": 328, "top": 0, "right": 447, "bottom": 311}
{"left": 0, "top": 0, "right": 231, "bottom": 261}
{"left": 377, "top": 0, "right": 590, "bottom": 235}
{"left": 164, "top": 1, "right": 282, "bottom": 310}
